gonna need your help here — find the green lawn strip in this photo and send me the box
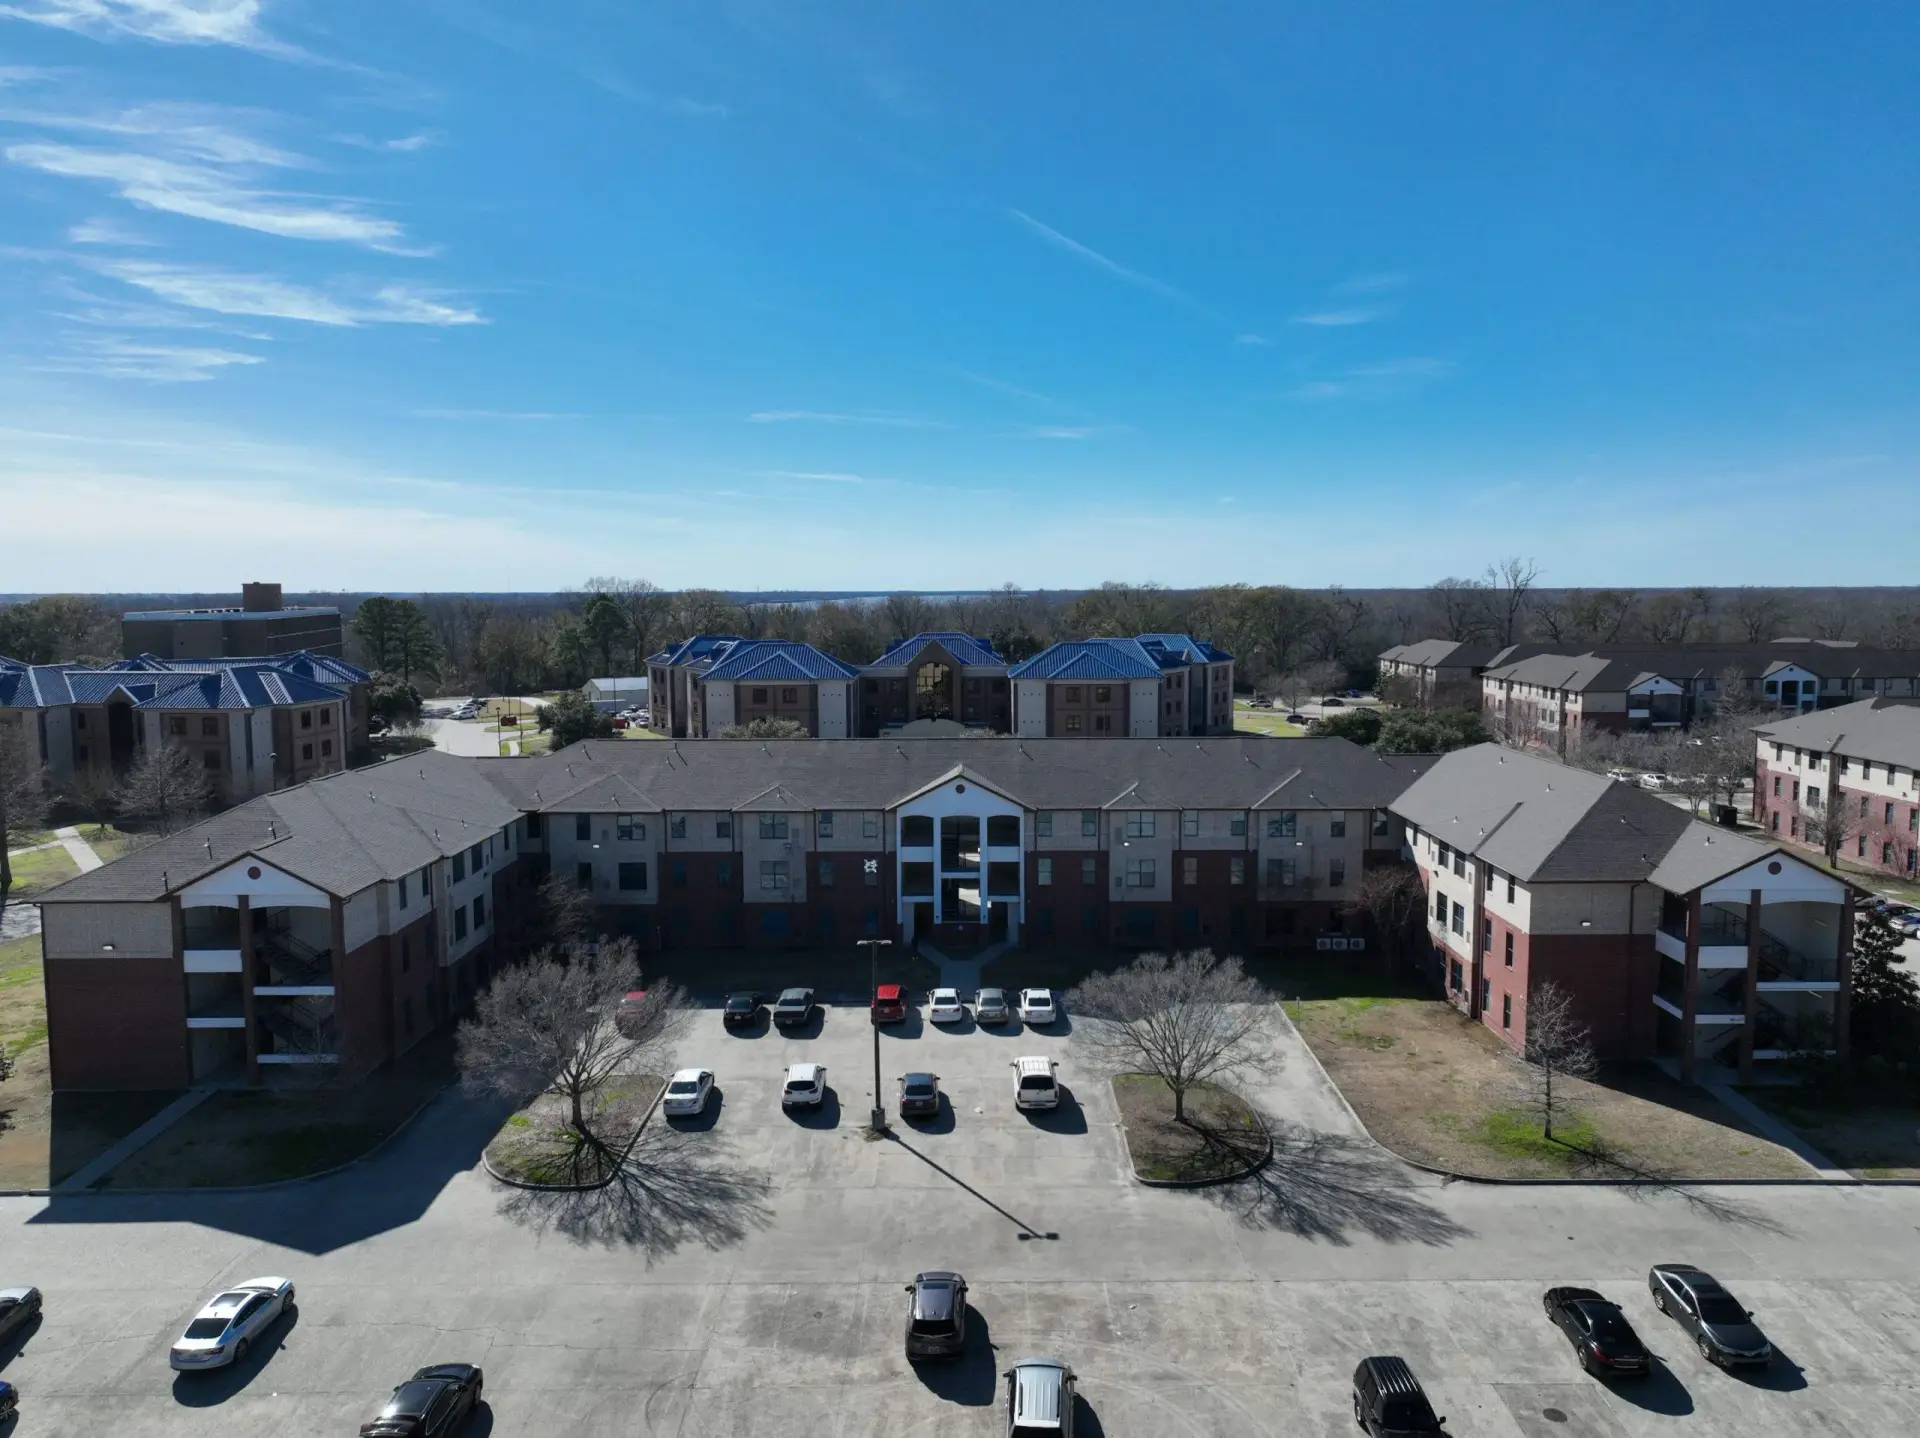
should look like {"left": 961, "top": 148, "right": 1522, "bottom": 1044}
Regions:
{"left": 1473, "top": 1109, "right": 1604, "bottom": 1167}
{"left": 485, "top": 1075, "right": 664, "bottom": 1185}
{"left": 4, "top": 845, "right": 80, "bottom": 897}
{"left": 1111, "top": 1073, "right": 1267, "bottom": 1183}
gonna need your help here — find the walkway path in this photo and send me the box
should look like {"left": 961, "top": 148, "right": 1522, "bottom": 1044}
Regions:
{"left": 1705, "top": 1080, "right": 1850, "bottom": 1178}
{"left": 0, "top": 826, "right": 102, "bottom": 941}
{"left": 53, "top": 825, "right": 103, "bottom": 874}
{"left": 52, "top": 1088, "right": 214, "bottom": 1193}
{"left": 917, "top": 940, "right": 1011, "bottom": 994}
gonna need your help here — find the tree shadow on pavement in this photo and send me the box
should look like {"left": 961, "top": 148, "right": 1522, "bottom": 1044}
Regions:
{"left": 496, "top": 1124, "right": 772, "bottom": 1259}
{"left": 1551, "top": 1135, "right": 1792, "bottom": 1234}
{"left": 1205, "top": 1117, "right": 1472, "bottom": 1247}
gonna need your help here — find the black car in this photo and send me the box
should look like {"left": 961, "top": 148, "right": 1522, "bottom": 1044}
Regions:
{"left": 772, "top": 987, "right": 816, "bottom": 1028}
{"left": 1648, "top": 1264, "right": 1772, "bottom": 1367}
{"left": 1543, "top": 1287, "right": 1650, "bottom": 1377}
{"left": 0, "top": 1287, "right": 41, "bottom": 1343}
{"left": 903, "top": 1271, "right": 969, "bottom": 1359}
{"left": 721, "top": 992, "right": 763, "bottom": 1028}
{"left": 898, "top": 1072, "right": 941, "bottom": 1118}
{"left": 361, "top": 1365, "right": 484, "bottom": 1437}
{"left": 1352, "top": 1355, "right": 1445, "bottom": 1435}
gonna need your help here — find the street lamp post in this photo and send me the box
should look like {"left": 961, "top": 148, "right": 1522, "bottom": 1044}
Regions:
{"left": 857, "top": 937, "right": 892, "bottom": 1132}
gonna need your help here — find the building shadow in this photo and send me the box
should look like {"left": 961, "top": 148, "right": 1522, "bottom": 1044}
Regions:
{"left": 1608, "top": 1360, "right": 1694, "bottom": 1416}
{"left": 1205, "top": 1117, "right": 1471, "bottom": 1247}
{"left": 664, "top": 1087, "right": 724, "bottom": 1134}
{"left": 494, "top": 1123, "right": 772, "bottom": 1259}
{"left": 901, "top": 1093, "right": 956, "bottom": 1135}
{"left": 912, "top": 1308, "right": 996, "bottom": 1406}
{"left": 787, "top": 1087, "right": 841, "bottom": 1129}
{"left": 1020, "top": 1086, "right": 1089, "bottom": 1135}
{"left": 170, "top": 1305, "right": 300, "bottom": 1406}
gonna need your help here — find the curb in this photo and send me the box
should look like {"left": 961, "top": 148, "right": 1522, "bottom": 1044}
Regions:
{"left": 1277, "top": 1006, "right": 1907, "bottom": 1189}
{"left": 65, "top": 1081, "right": 454, "bottom": 1197}
{"left": 483, "top": 1079, "right": 667, "bottom": 1192}
{"left": 1110, "top": 1076, "right": 1274, "bottom": 1189}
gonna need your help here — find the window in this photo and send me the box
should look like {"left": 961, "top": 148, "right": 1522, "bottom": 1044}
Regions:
{"left": 1448, "top": 959, "right": 1463, "bottom": 991}
{"left": 671, "top": 859, "right": 687, "bottom": 888}
{"left": 201, "top": 717, "right": 218, "bottom": 737}
{"left": 759, "top": 813, "right": 789, "bottom": 840}
{"left": 1480, "top": 978, "right": 1490, "bottom": 1011}
{"left": 470, "top": 842, "right": 484, "bottom": 870}
{"left": 1887, "top": 803, "right": 1896, "bottom": 825}
{"left": 1791, "top": 816, "right": 1799, "bottom": 838}
{"left": 453, "top": 908, "right": 468, "bottom": 941}
{"left": 576, "top": 861, "right": 594, "bottom": 889}
{"left": 616, "top": 815, "right": 645, "bottom": 841}
{"left": 1037, "top": 811, "right": 1053, "bottom": 838}
{"left": 1081, "top": 811, "right": 1098, "bottom": 837}
{"left": 1372, "top": 811, "right": 1391, "bottom": 838}
{"left": 1180, "top": 811, "right": 1199, "bottom": 839}
{"left": 618, "top": 862, "right": 647, "bottom": 891}
{"left": 1772, "top": 776, "right": 1781, "bottom": 796}
{"left": 1883, "top": 841, "right": 1895, "bottom": 865}
{"left": 575, "top": 814, "right": 591, "bottom": 841}
{"left": 862, "top": 813, "right": 879, "bottom": 839}
{"left": 752, "top": 687, "right": 768, "bottom": 703}
{"left": 1329, "top": 816, "right": 1346, "bottom": 839}
{"left": 1772, "top": 811, "right": 1781, "bottom": 832}
{"left": 716, "top": 817, "right": 732, "bottom": 839}
{"left": 525, "top": 813, "right": 543, "bottom": 839}
{"left": 1125, "top": 858, "right": 1156, "bottom": 888}
{"left": 403, "top": 997, "right": 414, "bottom": 1038}
{"left": 1435, "top": 892, "right": 1448, "bottom": 923}
{"left": 1093, "top": 714, "right": 1112, "bottom": 733}
{"left": 1125, "top": 812, "right": 1156, "bottom": 839}
{"left": 300, "top": 710, "right": 313, "bottom": 730}
{"left": 203, "top": 750, "right": 221, "bottom": 771}
{"left": 321, "top": 707, "right": 333, "bottom": 727}
{"left": 1266, "top": 812, "right": 1297, "bottom": 838}
{"left": 1808, "top": 785, "right": 1821, "bottom": 807}
{"left": 1065, "top": 686, "right": 1082, "bottom": 702}
{"left": 1081, "top": 857, "right": 1097, "bottom": 885}
{"left": 670, "top": 814, "right": 686, "bottom": 839}
{"left": 718, "top": 858, "right": 734, "bottom": 886}
{"left": 473, "top": 895, "right": 486, "bottom": 928}
{"left": 817, "top": 811, "right": 834, "bottom": 839}
{"left": 398, "top": 875, "right": 409, "bottom": 909}
{"left": 781, "top": 687, "right": 797, "bottom": 704}
{"left": 1840, "top": 756, "right": 1851, "bottom": 775}
{"left": 1502, "top": 994, "right": 1512, "bottom": 1030}
{"left": 1481, "top": 917, "right": 1492, "bottom": 951}
{"left": 760, "top": 860, "right": 789, "bottom": 891}
{"left": 1452, "top": 851, "right": 1466, "bottom": 878}
{"left": 452, "top": 852, "right": 466, "bottom": 883}
{"left": 1858, "top": 835, "right": 1868, "bottom": 857}
{"left": 75, "top": 712, "right": 86, "bottom": 730}
{"left": 1860, "top": 795, "right": 1871, "bottom": 819}
{"left": 1437, "top": 842, "right": 1451, "bottom": 866}
{"left": 1230, "top": 856, "right": 1245, "bottom": 886}
{"left": 421, "top": 866, "right": 432, "bottom": 894}
{"left": 1504, "top": 931, "right": 1514, "bottom": 968}
{"left": 1230, "top": 813, "right": 1247, "bottom": 837}
{"left": 1037, "top": 857, "right": 1054, "bottom": 886}
{"left": 1792, "top": 780, "right": 1800, "bottom": 801}
{"left": 1450, "top": 903, "right": 1465, "bottom": 936}
{"left": 1266, "top": 857, "right": 1297, "bottom": 887}
{"left": 1064, "top": 715, "right": 1083, "bottom": 733}
{"left": 1506, "top": 874, "right": 1516, "bottom": 904}
{"left": 1183, "top": 856, "right": 1198, "bottom": 885}
{"left": 301, "top": 743, "right": 314, "bottom": 761}
{"left": 817, "top": 858, "right": 834, "bottom": 887}
{"left": 1328, "top": 859, "right": 1345, "bottom": 888}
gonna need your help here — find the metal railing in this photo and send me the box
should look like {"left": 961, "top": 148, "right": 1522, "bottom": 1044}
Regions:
{"left": 254, "top": 925, "right": 333, "bottom": 987}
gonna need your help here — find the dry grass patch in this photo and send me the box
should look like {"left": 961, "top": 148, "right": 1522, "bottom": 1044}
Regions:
{"left": 485, "top": 1075, "right": 663, "bottom": 1186}
{"left": 1286, "top": 983, "right": 1810, "bottom": 1180}
{"left": 1111, "top": 1074, "right": 1269, "bottom": 1183}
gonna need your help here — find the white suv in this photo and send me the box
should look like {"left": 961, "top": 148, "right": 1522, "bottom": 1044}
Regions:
{"left": 1017, "top": 988, "right": 1057, "bottom": 1026}
{"left": 782, "top": 1063, "right": 826, "bottom": 1109}
{"left": 1012, "top": 1056, "right": 1059, "bottom": 1111}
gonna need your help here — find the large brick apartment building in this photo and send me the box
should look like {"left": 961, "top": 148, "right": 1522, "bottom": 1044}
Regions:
{"left": 121, "top": 582, "right": 344, "bottom": 661}
{"left": 1752, "top": 698, "right": 1920, "bottom": 880}
{"left": 648, "top": 631, "right": 1234, "bottom": 739}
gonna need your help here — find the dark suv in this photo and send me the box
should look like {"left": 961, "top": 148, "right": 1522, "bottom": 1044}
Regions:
{"left": 1352, "top": 1356, "right": 1445, "bottom": 1435}
{"left": 772, "top": 987, "right": 816, "bottom": 1029}
{"left": 903, "top": 1271, "right": 969, "bottom": 1360}
{"left": 721, "top": 992, "right": 762, "bottom": 1029}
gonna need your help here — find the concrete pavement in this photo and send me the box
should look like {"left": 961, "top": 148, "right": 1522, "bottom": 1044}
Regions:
{"left": 3, "top": 998, "right": 1920, "bottom": 1434}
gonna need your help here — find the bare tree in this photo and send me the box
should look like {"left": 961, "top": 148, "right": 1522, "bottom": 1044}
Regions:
{"left": 1307, "top": 586, "right": 1373, "bottom": 664}
{"left": 1480, "top": 556, "right": 1540, "bottom": 647}
{"left": 1273, "top": 662, "right": 1343, "bottom": 713}
{"left": 0, "top": 741, "right": 50, "bottom": 913}
{"left": 1339, "top": 864, "right": 1426, "bottom": 959}
{"left": 116, "top": 744, "right": 211, "bottom": 836}
{"left": 1729, "top": 589, "right": 1787, "bottom": 643}
{"left": 535, "top": 870, "right": 600, "bottom": 949}
{"left": 1428, "top": 577, "right": 1492, "bottom": 643}
{"left": 1638, "top": 587, "right": 1714, "bottom": 643}
{"left": 457, "top": 937, "right": 691, "bottom": 1137}
{"left": 1065, "top": 950, "right": 1280, "bottom": 1122}
{"left": 1514, "top": 980, "right": 1597, "bottom": 1142}
{"left": 1802, "top": 785, "right": 1865, "bottom": 867}
{"left": 1534, "top": 588, "right": 1636, "bottom": 646}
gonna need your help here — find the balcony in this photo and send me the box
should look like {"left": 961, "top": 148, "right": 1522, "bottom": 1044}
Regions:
{"left": 255, "top": 924, "right": 335, "bottom": 992}
{"left": 1755, "top": 929, "right": 1839, "bottom": 986}
{"left": 257, "top": 994, "right": 338, "bottom": 1064}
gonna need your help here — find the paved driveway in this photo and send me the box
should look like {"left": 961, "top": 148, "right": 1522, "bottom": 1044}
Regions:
{"left": 5, "top": 999, "right": 1920, "bottom": 1435}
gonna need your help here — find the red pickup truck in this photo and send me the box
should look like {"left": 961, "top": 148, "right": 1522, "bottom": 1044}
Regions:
{"left": 870, "top": 983, "right": 907, "bottom": 1024}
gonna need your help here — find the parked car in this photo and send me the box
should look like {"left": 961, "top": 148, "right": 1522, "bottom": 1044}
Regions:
{"left": 1285, "top": 712, "right": 1309, "bottom": 724}
{"left": 898, "top": 1072, "right": 942, "bottom": 1118}
{"left": 904, "top": 1271, "right": 970, "bottom": 1360}
{"left": 1321, "top": 696, "right": 1346, "bottom": 707}
{"left": 1006, "top": 1358, "right": 1077, "bottom": 1436}
{"left": 1012, "top": 1055, "right": 1060, "bottom": 1110}
{"left": 1639, "top": 773, "right": 1667, "bottom": 790}
{"left": 1017, "top": 988, "right": 1057, "bottom": 1025}
{"left": 928, "top": 988, "right": 965, "bottom": 1024}
{"left": 1895, "top": 911, "right": 1920, "bottom": 934}
{"left": 0, "top": 1286, "right": 41, "bottom": 1342}
{"left": 1249, "top": 697, "right": 1273, "bottom": 709}
{"left": 361, "top": 1364, "right": 484, "bottom": 1437}
{"left": 1352, "top": 1355, "right": 1445, "bottom": 1435}
{"left": 169, "top": 1277, "right": 295, "bottom": 1370}
{"left": 781, "top": 1062, "right": 826, "bottom": 1109}
{"left": 1543, "top": 1287, "right": 1650, "bottom": 1377}
{"left": 614, "top": 990, "right": 653, "bottom": 1037}
{"left": 973, "top": 987, "right": 1011, "bottom": 1024}
{"left": 1647, "top": 1263, "right": 1772, "bottom": 1366}
{"left": 1346, "top": 688, "right": 1362, "bottom": 698}
{"left": 0, "top": 1380, "right": 14, "bottom": 1422}
{"left": 871, "top": 983, "right": 907, "bottom": 1025}
{"left": 660, "top": 1068, "right": 714, "bottom": 1118}
{"left": 772, "top": 987, "right": 817, "bottom": 1028}
{"left": 722, "top": 991, "right": 763, "bottom": 1028}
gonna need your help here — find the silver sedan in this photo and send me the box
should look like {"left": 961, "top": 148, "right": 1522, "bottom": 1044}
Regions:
{"left": 169, "top": 1277, "right": 295, "bottom": 1371}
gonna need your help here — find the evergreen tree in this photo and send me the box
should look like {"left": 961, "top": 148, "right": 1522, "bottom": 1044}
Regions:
{"left": 1850, "top": 906, "right": 1920, "bottom": 1059}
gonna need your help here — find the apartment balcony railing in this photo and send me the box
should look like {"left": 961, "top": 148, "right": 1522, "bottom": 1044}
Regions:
{"left": 1653, "top": 908, "right": 1836, "bottom": 983}
{"left": 255, "top": 926, "right": 333, "bottom": 988}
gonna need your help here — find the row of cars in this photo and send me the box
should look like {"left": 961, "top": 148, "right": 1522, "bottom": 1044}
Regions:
{"left": 719, "top": 985, "right": 1062, "bottom": 1030}
{"left": 661, "top": 1054, "right": 1064, "bottom": 1119}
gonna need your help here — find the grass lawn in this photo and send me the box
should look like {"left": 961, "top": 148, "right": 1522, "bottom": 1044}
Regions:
{"left": 1280, "top": 955, "right": 1811, "bottom": 1180}
{"left": 502, "top": 733, "right": 554, "bottom": 756}
{"left": 4, "top": 845, "right": 79, "bottom": 898}
{"left": 72, "top": 823, "right": 142, "bottom": 867}
{"left": 1232, "top": 704, "right": 1306, "bottom": 738}
{"left": 617, "top": 726, "right": 668, "bottom": 740}
{"left": 1741, "top": 1088, "right": 1920, "bottom": 1179}
{"left": 96, "top": 1036, "right": 456, "bottom": 1188}
{"left": 484, "top": 1074, "right": 663, "bottom": 1186}
{"left": 1112, "top": 1074, "right": 1268, "bottom": 1182}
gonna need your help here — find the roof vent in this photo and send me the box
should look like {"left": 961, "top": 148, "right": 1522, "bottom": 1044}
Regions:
{"left": 367, "top": 789, "right": 376, "bottom": 801}
{"left": 203, "top": 838, "right": 213, "bottom": 857}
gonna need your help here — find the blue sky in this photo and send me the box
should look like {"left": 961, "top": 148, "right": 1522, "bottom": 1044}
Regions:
{"left": 2, "top": 2, "right": 1917, "bottom": 593}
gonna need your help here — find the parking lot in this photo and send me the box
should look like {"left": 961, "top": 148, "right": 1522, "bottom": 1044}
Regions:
{"left": 5, "top": 996, "right": 1920, "bottom": 1434}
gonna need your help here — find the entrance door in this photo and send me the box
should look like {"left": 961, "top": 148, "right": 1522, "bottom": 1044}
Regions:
{"left": 988, "top": 902, "right": 1008, "bottom": 942}
{"left": 913, "top": 901, "right": 933, "bottom": 939}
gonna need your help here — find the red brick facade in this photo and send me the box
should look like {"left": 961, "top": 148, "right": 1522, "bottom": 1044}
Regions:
{"left": 46, "top": 955, "right": 190, "bottom": 1090}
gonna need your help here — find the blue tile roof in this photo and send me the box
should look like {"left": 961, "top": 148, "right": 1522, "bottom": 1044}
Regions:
{"left": 869, "top": 632, "right": 1005, "bottom": 668}
{"left": 703, "top": 640, "right": 859, "bottom": 683}
{"left": 1137, "top": 633, "right": 1233, "bottom": 664}
{"left": 1, "top": 653, "right": 360, "bottom": 712}
{"left": 1008, "top": 634, "right": 1233, "bottom": 681}
{"left": 652, "top": 634, "right": 748, "bottom": 666}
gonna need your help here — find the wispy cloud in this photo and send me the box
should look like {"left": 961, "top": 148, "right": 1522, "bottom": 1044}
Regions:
{"left": 0, "top": 65, "right": 61, "bottom": 87}
{"left": 1007, "top": 208, "right": 1229, "bottom": 325}
{"left": 43, "top": 335, "right": 264, "bottom": 382}
{"left": 0, "top": 0, "right": 294, "bottom": 55}
{"left": 746, "top": 409, "right": 946, "bottom": 429}
{"left": 580, "top": 63, "right": 729, "bottom": 119}
{"left": 67, "top": 214, "right": 155, "bottom": 245}
{"left": 1291, "top": 273, "right": 1410, "bottom": 327}
{"left": 2, "top": 104, "right": 426, "bottom": 252}
{"left": 412, "top": 408, "right": 581, "bottom": 421}
{"left": 1022, "top": 425, "right": 1098, "bottom": 440}
{"left": 1336, "top": 271, "right": 1409, "bottom": 295}
{"left": 1291, "top": 307, "right": 1384, "bottom": 327}
{"left": 954, "top": 368, "right": 1086, "bottom": 415}
{"left": 765, "top": 469, "right": 868, "bottom": 484}
{"left": 1288, "top": 356, "right": 1456, "bottom": 402}
{"left": 98, "top": 260, "right": 485, "bottom": 327}
{"left": 1233, "top": 333, "right": 1270, "bottom": 346}
{"left": 334, "top": 130, "right": 437, "bottom": 153}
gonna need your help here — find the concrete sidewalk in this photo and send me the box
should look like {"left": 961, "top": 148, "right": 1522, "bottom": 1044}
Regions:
{"left": 53, "top": 1088, "right": 214, "bottom": 1193}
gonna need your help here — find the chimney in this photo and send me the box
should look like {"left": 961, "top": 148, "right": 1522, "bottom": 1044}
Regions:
{"left": 241, "top": 582, "right": 283, "bottom": 613}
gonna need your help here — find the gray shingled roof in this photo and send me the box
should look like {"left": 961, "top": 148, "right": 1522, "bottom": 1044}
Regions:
{"left": 1753, "top": 697, "right": 1920, "bottom": 770}
{"left": 1647, "top": 819, "right": 1786, "bottom": 893}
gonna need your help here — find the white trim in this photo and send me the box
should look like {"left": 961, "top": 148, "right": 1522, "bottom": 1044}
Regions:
{"left": 183, "top": 949, "right": 243, "bottom": 974}
{"left": 253, "top": 984, "right": 335, "bottom": 998}
{"left": 185, "top": 1015, "right": 245, "bottom": 1030}
{"left": 257, "top": 1052, "right": 339, "bottom": 1065}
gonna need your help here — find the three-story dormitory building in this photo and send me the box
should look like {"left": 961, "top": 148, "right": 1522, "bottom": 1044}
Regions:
{"left": 646, "top": 631, "right": 1234, "bottom": 739}
{"left": 36, "top": 736, "right": 1415, "bottom": 1089}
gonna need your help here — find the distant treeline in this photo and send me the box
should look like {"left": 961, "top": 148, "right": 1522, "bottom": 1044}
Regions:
{"left": 6, "top": 569, "right": 1919, "bottom": 701}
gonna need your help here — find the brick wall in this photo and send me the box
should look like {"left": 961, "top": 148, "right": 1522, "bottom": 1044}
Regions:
{"left": 45, "top": 955, "right": 190, "bottom": 1089}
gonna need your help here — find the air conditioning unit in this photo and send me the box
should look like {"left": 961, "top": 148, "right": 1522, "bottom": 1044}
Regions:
{"left": 1329, "top": 936, "right": 1350, "bottom": 952}
{"left": 1348, "top": 936, "right": 1367, "bottom": 952}
{"left": 1315, "top": 936, "right": 1333, "bottom": 951}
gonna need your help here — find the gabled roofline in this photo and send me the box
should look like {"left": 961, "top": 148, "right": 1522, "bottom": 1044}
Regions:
{"left": 889, "top": 762, "right": 1029, "bottom": 810}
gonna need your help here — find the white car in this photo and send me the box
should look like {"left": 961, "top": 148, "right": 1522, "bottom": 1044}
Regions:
{"left": 1012, "top": 1055, "right": 1060, "bottom": 1110}
{"left": 1639, "top": 773, "right": 1667, "bottom": 790}
{"left": 169, "top": 1277, "right": 294, "bottom": 1370}
{"left": 1017, "top": 988, "right": 1058, "bottom": 1026}
{"left": 782, "top": 1062, "right": 826, "bottom": 1109}
{"left": 661, "top": 1068, "right": 714, "bottom": 1117}
{"left": 928, "top": 988, "right": 966, "bottom": 1024}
